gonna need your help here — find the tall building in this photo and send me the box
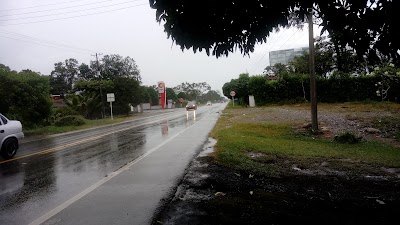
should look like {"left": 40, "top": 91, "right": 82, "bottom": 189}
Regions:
{"left": 269, "top": 47, "right": 309, "bottom": 66}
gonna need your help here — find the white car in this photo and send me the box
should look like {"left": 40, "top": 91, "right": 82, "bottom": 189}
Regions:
{"left": 0, "top": 113, "right": 24, "bottom": 159}
{"left": 206, "top": 101, "right": 212, "bottom": 106}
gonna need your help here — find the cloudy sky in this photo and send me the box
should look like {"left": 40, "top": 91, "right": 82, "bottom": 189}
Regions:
{"left": 0, "top": 0, "right": 320, "bottom": 93}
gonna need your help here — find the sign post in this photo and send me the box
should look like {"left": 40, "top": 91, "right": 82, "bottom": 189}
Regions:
{"left": 230, "top": 91, "right": 236, "bottom": 107}
{"left": 157, "top": 81, "right": 166, "bottom": 109}
{"left": 107, "top": 93, "right": 115, "bottom": 120}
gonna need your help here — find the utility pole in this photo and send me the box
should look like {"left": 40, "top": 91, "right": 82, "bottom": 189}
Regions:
{"left": 308, "top": 9, "right": 318, "bottom": 131}
{"left": 92, "top": 53, "right": 105, "bottom": 118}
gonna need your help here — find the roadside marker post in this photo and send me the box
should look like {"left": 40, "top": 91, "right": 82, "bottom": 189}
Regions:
{"left": 107, "top": 93, "right": 115, "bottom": 120}
{"left": 230, "top": 91, "right": 236, "bottom": 107}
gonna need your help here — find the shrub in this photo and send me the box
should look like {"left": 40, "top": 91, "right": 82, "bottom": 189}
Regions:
{"left": 53, "top": 107, "right": 79, "bottom": 118}
{"left": 55, "top": 115, "right": 86, "bottom": 127}
{"left": 334, "top": 132, "right": 362, "bottom": 144}
{"left": 1, "top": 69, "right": 52, "bottom": 128}
{"left": 225, "top": 73, "right": 400, "bottom": 104}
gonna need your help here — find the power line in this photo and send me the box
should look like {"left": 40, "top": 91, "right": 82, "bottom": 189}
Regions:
{"left": 278, "top": 29, "right": 307, "bottom": 50}
{"left": 249, "top": 28, "right": 289, "bottom": 73}
{"left": 0, "top": 29, "right": 96, "bottom": 53}
{"left": 0, "top": 0, "right": 132, "bottom": 16}
{"left": 0, "top": 35, "right": 92, "bottom": 55}
{"left": 0, "top": 3, "right": 148, "bottom": 26}
{"left": 0, "top": 0, "right": 146, "bottom": 21}
{"left": 252, "top": 28, "right": 303, "bottom": 73}
{"left": 0, "top": 0, "right": 82, "bottom": 12}
{"left": 273, "top": 28, "right": 301, "bottom": 51}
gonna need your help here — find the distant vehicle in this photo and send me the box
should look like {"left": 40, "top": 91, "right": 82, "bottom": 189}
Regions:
{"left": 0, "top": 113, "right": 24, "bottom": 159}
{"left": 186, "top": 101, "right": 197, "bottom": 111}
{"left": 206, "top": 101, "right": 212, "bottom": 106}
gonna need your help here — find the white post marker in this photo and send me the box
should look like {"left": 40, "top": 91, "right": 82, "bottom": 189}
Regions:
{"left": 107, "top": 93, "right": 115, "bottom": 120}
{"left": 230, "top": 91, "right": 236, "bottom": 107}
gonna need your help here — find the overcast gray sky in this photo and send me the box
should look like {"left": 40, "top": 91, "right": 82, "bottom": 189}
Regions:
{"left": 0, "top": 0, "right": 320, "bottom": 93}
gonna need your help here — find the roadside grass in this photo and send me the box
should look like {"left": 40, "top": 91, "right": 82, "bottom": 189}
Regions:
{"left": 372, "top": 116, "right": 400, "bottom": 139}
{"left": 24, "top": 115, "right": 137, "bottom": 137}
{"left": 210, "top": 107, "right": 400, "bottom": 177}
{"left": 281, "top": 101, "right": 400, "bottom": 113}
{"left": 226, "top": 103, "right": 243, "bottom": 109}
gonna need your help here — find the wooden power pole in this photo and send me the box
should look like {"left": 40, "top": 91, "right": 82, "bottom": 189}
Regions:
{"left": 308, "top": 9, "right": 318, "bottom": 131}
{"left": 92, "top": 53, "right": 105, "bottom": 118}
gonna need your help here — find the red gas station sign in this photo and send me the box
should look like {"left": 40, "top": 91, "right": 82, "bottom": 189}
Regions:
{"left": 158, "top": 81, "right": 166, "bottom": 109}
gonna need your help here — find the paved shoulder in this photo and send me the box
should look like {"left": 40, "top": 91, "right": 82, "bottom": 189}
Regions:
{"left": 32, "top": 106, "right": 224, "bottom": 225}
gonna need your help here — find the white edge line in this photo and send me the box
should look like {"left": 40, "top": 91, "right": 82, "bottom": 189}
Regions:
{"left": 28, "top": 117, "right": 193, "bottom": 225}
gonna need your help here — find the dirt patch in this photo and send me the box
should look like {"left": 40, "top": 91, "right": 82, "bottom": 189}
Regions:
{"left": 153, "top": 154, "right": 400, "bottom": 225}
{"left": 152, "top": 105, "right": 400, "bottom": 224}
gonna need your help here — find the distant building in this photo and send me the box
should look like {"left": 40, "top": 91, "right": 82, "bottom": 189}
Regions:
{"left": 269, "top": 47, "right": 309, "bottom": 66}
{"left": 50, "top": 94, "right": 66, "bottom": 108}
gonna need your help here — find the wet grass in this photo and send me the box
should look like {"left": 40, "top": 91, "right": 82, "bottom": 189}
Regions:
{"left": 226, "top": 102, "right": 243, "bottom": 109}
{"left": 282, "top": 101, "right": 400, "bottom": 113}
{"left": 24, "top": 114, "right": 137, "bottom": 137}
{"left": 372, "top": 116, "right": 400, "bottom": 139}
{"left": 210, "top": 107, "right": 400, "bottom": 176}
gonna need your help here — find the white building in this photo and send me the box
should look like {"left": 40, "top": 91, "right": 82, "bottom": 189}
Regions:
{"left": 269, "top": 47, "right": 309, "bottom": 66}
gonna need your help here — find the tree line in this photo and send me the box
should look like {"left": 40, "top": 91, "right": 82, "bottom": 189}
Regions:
{"left": 48, "top": 54, "right": 155, "bottom": 120}
{"left": 1, "top": 54, "right": 223, "bottom": 128}
{"left": 223, "top": 36, "right": 400, "bottom": 105}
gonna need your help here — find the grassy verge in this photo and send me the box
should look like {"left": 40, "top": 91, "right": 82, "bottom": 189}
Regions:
{"left": 24, "top": 114, "right": 138, "bottom": 137}
{"left": 210, "top": 106, "right": 400, "bottom": 177}
{"left": 281, "top": 101, "right": 400, "bottom": 113}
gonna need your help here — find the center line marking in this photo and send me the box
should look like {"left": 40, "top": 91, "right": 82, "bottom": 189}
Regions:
{"left": 28, "top": 108, "right": 216, "bottom": 225}
{"left": 0, "top": 112, "right": 188, "bottom": 165}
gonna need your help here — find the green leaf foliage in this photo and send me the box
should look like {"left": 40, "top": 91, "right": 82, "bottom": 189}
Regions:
{"left": 65, "top": 93, "right": 102, "bottom": 119}
{"left": 223, "top": 73, "right": 250, "bottom": 105}
{"left": 74, "top": 80, "right": 114, "bottom": 93}
{"left": 0, "top": 66, "right": 52, "bottom": 127}
{"left": 150, "top": 0, "right": 399, "bottom": 65}
{"left": 53, "top": 107, "right": 79, "bottom": 118}
{"left": 54, "top": 115, "right": 86, "bottom": 127}
{"left": 140, "top": 86, "right": 159, "bottom": 105}
{"left": 50, "top": 58, "right": 79, "bottom": 94}
{"left": 112, "top": 77, "right": 141, "bottom": 115}
{"left": 172, "top": 82, "right": 211, "bottom": 101}
{"left": 166, "top": 87, "right": 177, "bottom": 101}
{"left": 223, "top": 72, "right": 400, "bottom": 105}
{"left": 98, "top": 55, "right": 141, "bottom": 82}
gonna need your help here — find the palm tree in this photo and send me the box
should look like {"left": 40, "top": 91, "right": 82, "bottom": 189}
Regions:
{"left": 65, "top": 93, "right": 101, "bottom": 119}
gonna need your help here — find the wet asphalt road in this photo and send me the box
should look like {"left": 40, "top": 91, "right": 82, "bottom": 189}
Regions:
{"left": 0, "top": 104, "right": 225, "bottom": 225}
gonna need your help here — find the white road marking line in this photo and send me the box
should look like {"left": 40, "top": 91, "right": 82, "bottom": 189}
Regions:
{"left": 1, "top": 112, "right": 187, "bottom": 164}
{"left": 29, "top": 110, "right": 212, "bottom": 225}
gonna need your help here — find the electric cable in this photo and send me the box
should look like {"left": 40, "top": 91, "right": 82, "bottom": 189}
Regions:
{"left": 0, "top": 0, "right": 143, "bottom": 17}
{"left": 249, "top": 28, "right": 289, "bottom": 73}
{"left": 0, "top": 0, "right": 83, "bottom": 12}
{"left": 252, "top": 28, "right": 304, "bottom": 73}
{"left": 0, "top": 0, "right": 146, "bottom": 21}
{"left": 0, "top": 3, "right": 148, "bottom": 26}
{"left": 0, "top": 35, "right": 92, "bottom": 55}
{"left": 0, "top": 29, "right": 96, "bottom": 53}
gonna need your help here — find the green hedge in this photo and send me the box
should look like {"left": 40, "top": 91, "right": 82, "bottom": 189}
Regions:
{"left": 246, "top": 75, "right": 399, "bottom": 105}
{"left": 55, "top": 115, "right": 86, "bottom": 127}
{"left": 53, "top": 107, "right": 79, "bottom": 118}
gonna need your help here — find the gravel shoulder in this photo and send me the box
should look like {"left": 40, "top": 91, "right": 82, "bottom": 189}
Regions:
{"left": 152, "top": 104, "right": 400, "bottom": 225}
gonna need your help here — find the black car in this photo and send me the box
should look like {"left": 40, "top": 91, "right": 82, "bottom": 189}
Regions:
{"left": 186, "top": 101, "right": 197, "bottom": 111}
